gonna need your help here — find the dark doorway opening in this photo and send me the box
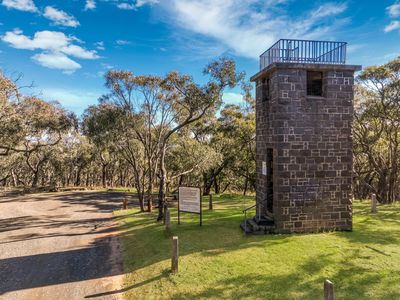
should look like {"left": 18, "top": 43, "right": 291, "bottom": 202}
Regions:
{"left": 266, "top": 148, "right": 274, "bottom": 213}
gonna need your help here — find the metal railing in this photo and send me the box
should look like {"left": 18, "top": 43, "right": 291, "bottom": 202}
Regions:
{"left": 242, "top": 202, "right": 268, "bottom": 233}
{"left": 260, "top": 39, "right": 347, "bottom": 70}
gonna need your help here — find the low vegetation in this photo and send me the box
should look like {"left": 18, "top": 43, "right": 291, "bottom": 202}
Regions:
{"left": 116, "top": 195, "right": 400, "bottom": 299}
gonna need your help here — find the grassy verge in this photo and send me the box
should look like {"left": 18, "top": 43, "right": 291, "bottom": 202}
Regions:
{"left": 115, "top": 195, "right": 400, "bottom": 299}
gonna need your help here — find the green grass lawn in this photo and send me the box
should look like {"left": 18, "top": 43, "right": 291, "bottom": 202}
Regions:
{"left": 115, "top": 195, "right": 400, "bottom": 299}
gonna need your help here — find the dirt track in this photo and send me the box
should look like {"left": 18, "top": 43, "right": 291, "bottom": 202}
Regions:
{"left": 0, "top": 191, "right": 128, "bottom": 300}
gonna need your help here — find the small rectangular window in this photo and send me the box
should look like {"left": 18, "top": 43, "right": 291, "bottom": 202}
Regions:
{"left": 307, "top": 71, "right": 323, "bottom": 96}
{"left": 262, "top": 77, "right": 270, "bottom": 102}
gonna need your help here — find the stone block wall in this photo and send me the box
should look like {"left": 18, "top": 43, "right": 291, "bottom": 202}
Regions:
{"left": 254, "top": 63, "right": 360, "bottom": 234}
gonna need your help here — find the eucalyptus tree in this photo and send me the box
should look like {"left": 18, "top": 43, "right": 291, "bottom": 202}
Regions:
{"left": 354, "top": 58, "right": 400, "bottom": 203}
{"left": 1, "top": 72, "right": 74, "bottom": 187}
{"left": 166, "top": 131, "right": 222, "bottom": 189}
{"left": 97, "top": 58, "right": 243, "bottom": 219}
{"left": 194, "top": 83, "right": 256, "bottom": 195}
{"left": 102, "top": 73, "right": 166, "bottom": 212}
{"left": 153, "top": 58, "right": 244, "bottom": 219}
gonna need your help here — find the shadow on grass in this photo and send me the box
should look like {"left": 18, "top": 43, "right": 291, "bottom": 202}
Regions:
{"left": 84, "top": 270, "right": 169, "bottom": 298}
{"left": 171, "top": 253, "right": 397, "bottom": 300}
{"left": 115, "top": 197, "right": 400, "bottom": 299}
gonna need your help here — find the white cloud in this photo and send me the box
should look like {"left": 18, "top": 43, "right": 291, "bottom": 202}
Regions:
{"left": 38, "top": 87, "right": 102, "bottom": 113}
{"left": 117, "top": 3, "right": 135, "bottom": 10}
{"left": 222, "top": 92, "right": 244, "bottom": 105}
{"left": 387, "top": 3, "right": 400, "bottom": 18}
{"left": 1, "top": 29, "right": 99, "bottom": 72}
{"left": 1, "top": 0, "right": 37, "bottom": 12}
{"left": 43, "top": 6, "right": 80, "bottom": 27}
{"left": 32, "top": 52, "right": 81, "bottom": 73}
{"left": 2, "top": 30, "right": 98, "bottom": 58}
{"left": 117, "top": 0, "right": 158, "bottom": 10}
{"left": 62, "top": 44, "right": 99, "bottom": 59}
{"left": 85, "top": 0, "right": 96, "bottom": 10}
{"left": 164, "top": 0, "right": 348, "bottom": 59}
{"left": 385, "top": 20, "right": 400, "bottom": 32}
{"left": 116, "top": 39, "right": 131, "bottom": 45}
{"left": 136, "top": 0, "right": 159, "bottom": 7}
{"left": 101, "top": 63, "right": 114, "bottom": 69}
{"left": 95, "top": 41, "right": 105, "bottom": 50}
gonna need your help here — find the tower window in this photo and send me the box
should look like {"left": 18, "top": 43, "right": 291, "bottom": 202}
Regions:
{"left": 307, "top": 71, "right": 323, "bottom": 96}
{"left": 262, "top": 77, "right": 270, "bottom": 102}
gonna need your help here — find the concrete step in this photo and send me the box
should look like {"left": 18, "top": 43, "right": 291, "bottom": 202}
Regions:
{"left": 248, "top": 219, "right": 259, "bottom": 231}
{"left": 240, "top": 218, "right": 275, "bottom": 234}
{"left": 240, "top": 222, "right": 252, "bottom": 234}
{"left": 255, "top": 216, "right": 274, "bottom": 226}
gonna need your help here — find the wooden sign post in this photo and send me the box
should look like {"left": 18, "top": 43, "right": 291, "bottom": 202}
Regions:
{"left": 123, "top": 198, "right": 128, "bottom": 210}
{"left": 178, "top": 186, "right": 202, "bottom": 226}
{"left": 171, "top": 236, "right": 179, "bottom": 273}
{"left": 324, "top": 280, "right": 335, "bottom": 300}
{"left": 371, "top": 193, "right": 377, "bottom": 214}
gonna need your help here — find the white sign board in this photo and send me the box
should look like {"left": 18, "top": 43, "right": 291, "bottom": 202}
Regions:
{"left": 262, "top": 161, "right": 267, "bottom": 175}
{"left": 179, "top": 187, "right": 201, "bottom": 213}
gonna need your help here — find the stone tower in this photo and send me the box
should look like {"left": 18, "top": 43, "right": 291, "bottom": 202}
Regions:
{"left": 247, "top": 39, "right": 361, "bottom": 234}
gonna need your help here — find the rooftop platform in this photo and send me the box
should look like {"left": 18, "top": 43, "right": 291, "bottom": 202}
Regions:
{"left": 259, "top": 39, "right": 347, "bottom": 70}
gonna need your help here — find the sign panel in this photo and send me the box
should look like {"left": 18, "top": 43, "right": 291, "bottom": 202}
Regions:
{"left": 262, "top": 161, "right": 267, "bottom": 175}
{"left": 179, "top": 186, "right": 201, "bottom": 213}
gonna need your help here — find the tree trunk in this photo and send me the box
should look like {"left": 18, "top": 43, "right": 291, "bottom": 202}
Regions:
{"left": 214, "top": 177, "right": 220, "bottom": 194}
{"left": 75, "top": 167, "right": 82, "bottom": 186}
{"left": 120, "top": 169, "right": 124, "bottom": 187}
{"left": 203, "top": 172, "right": 214, "bottom": 195}
{"left": 138, "top": 189, "right": 145, "bottom": 212}
{"left": 147, "top": 173, "right": 153, "bottom": 212}
{"left": 31, "top": 170, "right": 39, "bottom": 188}
{"left": 157, "top": 145, "right": 167, "bottom": 221}
{"left": 11, "top": 169, "right": 18, "bottom": 187}
{"left": 102, "top": 163, "right": 107, "bottom": 188}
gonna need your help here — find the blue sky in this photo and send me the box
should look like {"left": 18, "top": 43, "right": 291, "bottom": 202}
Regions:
{"left": 1, "top": 0, "right": 400, "bottom": 115}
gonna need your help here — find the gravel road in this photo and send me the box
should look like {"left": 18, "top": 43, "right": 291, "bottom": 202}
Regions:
{"left": 0, "top": 191, "right": 127, "bottom": 300}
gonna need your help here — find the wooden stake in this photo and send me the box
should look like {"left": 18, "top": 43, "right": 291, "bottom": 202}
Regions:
{"left": 123, "top": 198, "right": 128, "bottom": 210}
{"left": 324, "top": 280, "right": 335, "bottom": 300}
{"left": 371, "top": 193, "right": 377, "bottom": 214}
{"left": 171, "top": 236, "right": 179, "bottom": 273}
{"left": 209, "top": 193, "right": 213, "bottom": 210}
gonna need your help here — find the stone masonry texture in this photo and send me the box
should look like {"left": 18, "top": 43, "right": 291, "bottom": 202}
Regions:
{"left": 251, "top": 63, "right": 361, "bottom": 234}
